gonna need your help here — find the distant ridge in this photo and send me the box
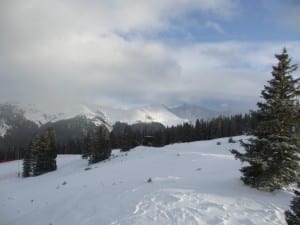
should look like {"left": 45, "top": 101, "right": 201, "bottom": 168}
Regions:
{"left": 168, "top": 104, "right": 230, "bottom": 123}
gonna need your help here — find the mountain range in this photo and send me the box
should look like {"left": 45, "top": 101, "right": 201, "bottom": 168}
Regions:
{"left": 0, "top": 102, "right": 227, "bottom": 153}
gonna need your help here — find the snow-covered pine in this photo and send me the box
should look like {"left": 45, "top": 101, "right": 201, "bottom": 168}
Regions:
{"left": 28, "top": 128, "right": 58, "bottom": 176}
{"left": 22, "top": 148, "right": 32, "bottom": 177}
{"left": 120, "top": 124, "right": 134, "bottom": 152}
{"left": 231, "top": 48, "right": 300, "bottom": 191}
{"left": 82, "top": 131, "right": 93, "bottom": 159}
{"left": 46, "top": 126, "right": 57, "bottom": 171}
{"left": 89, "top": 125, "right": 111, "bottom": 164}
{"left": 31, "top": 135, "right": 42, "bottom": 176}
{"left": 35, "top": 134, "right": 51, "bottom": 175}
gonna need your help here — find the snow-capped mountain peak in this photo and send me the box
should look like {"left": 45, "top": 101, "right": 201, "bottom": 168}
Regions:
{"left": 0, "top": 103, "right": 187, "bottom": 127}
{"left": 88, "top": 104, "right": 187, "bottom": 127}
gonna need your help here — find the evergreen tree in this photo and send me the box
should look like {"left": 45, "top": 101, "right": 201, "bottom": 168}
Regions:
{"left": 285, "top": 181, "right": 300, "bottom": 225}
{"left": 46, "top": 126, "right": 57, "bottom": 171}
{"left": 231, "top": 48, "right": 300, "bottom": 191}
{"left": 35, "top": 134, "right": 50, "bottom": 174}
{"left": 82, "top": 132, "right": 93, "bottom": 159}
{"left": 89, "top": 125, "right": 111, "bottom": 164}
{"left": 120, "top": 124, "right": 133, "bottom": 152}
{"left": 22, "top": 148, "right": 32, "bottom": 177}
{"left": 31, "top": 135, "right": 42, "bottom": 176}
{"left": 30, "top": 126, "right": 58, "bottom": 176}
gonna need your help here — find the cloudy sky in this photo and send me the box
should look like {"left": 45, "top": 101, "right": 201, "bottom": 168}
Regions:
{"left": 0, "top": 0, "right": 299, "bottom": 112}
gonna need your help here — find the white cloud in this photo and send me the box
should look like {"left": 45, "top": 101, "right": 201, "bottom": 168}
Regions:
{"left": 262, "top": 0, "right": 300, "bottom": 31}
{"left": 282, "top": 5, "right": 300, "bottom": 30}
{"left": 0, "top": 0, "right": 299, "bottom": 112}
{"left": 205, "top": 21, "right": 224, "bottom": 33}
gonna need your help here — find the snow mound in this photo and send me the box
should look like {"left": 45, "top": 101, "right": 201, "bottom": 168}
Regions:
{"left": 0, "top": 136, "right": 292, "bottom": 225}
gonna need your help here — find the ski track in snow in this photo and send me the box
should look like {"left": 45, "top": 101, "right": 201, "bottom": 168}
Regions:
{"left": 112, "top": 189, "right": 285, "bottom": 225}
{"left": 0, "top": 136, "right": 293, "bottom": 225}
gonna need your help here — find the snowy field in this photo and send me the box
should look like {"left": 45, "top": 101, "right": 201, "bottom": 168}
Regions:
{"left": 0, "top": 136, "right": 294, "bottom": 225}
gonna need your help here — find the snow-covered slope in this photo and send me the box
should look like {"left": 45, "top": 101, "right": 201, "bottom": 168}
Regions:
{"left": 0, "top": 136, "right": 293, "bottom": 225}
{"left": 169, "top": 104, "right": 229, "bottom": 123}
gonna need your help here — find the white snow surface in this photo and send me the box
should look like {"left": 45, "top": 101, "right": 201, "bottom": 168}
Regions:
{"left": 0, "top": 136, "right": 293, "bottom": 225}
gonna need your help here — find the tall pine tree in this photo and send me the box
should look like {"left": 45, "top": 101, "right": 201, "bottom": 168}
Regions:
{"left": 29, "top": 126, "right": 58, "bottom": 176}
{"left": 231, "top": 48, "right": 300, "bottom": 191}
{"left": 22, "top": 148, "right": 32, "bottom": 177}
{"left": 47, "top": 126, "right": 57, "bottom": 171}
{"left": 82, "top": 131, "right": 93, "bottom": 159}
{"left": 31, "top": 134, "right": 43, "bottom": 176}
{"left": 120, "top": 124, "right": 133, "bottom": 152}
{"left": 89, "top": 125, "right": 111, "bottom": 164}
{"left": 35, "top": 134, "right": 50, "bottom": 175}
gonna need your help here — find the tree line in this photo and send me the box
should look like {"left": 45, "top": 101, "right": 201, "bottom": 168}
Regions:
{"left": 110, "top": 113, "right": 258, "bottom": 151}
{"left": 0, "top": 111, "right": 258, "bottom": 162}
